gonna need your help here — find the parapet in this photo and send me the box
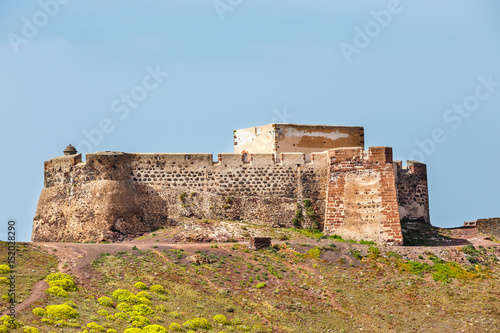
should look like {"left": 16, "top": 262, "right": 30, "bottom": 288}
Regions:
{"left": 128, "top": 153, "right": 214, "bottom": 169}
{"left": 215, "top": 152, "right": 322, "bottom": 166}
{"left": 44, "top": 154, "right": 82, "bottom": 171}
{"left": 328, "top": 146, "right": 394, "bottom": 166}
{"left": 394, "top": 160, "right": 427, "bottom": 178}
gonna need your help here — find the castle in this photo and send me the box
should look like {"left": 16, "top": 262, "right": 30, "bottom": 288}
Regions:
{"left": 32, "top": 124, "right": 430, "bottom": 245}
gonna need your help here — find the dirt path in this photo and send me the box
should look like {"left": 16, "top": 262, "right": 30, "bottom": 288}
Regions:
{"left": 0, "top": 280, "right": 48, "bottom": 317}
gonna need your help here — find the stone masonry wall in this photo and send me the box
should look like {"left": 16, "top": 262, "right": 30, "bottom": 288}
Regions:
{"left": 128, "top": 152, "right": 328, "bottom": 228}
{"left": 477, "top": 218, "right": 500, "bottom": 239}
{"left": 394, "top": 161, "right": 430, "bottom": 224}
{"left": 33, "top": 151, "right": 329, "bottom": 242}
{"left": 323, "top": 147, "right": 403, "bottom": 245}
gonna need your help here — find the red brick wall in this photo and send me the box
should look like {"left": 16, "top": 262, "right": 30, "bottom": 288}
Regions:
{"left": 324, "top": 147, "right": 403, "bottom": 245}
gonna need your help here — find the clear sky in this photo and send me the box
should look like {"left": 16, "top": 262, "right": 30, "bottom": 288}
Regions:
{"left": 1, "top": 0, "right": 499, "bottom": 242}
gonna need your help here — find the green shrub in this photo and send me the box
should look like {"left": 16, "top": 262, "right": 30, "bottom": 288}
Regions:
{"left": 136, "top": 291, "right": 151, "bottom": 299}
{"left": 307, "top": 247, "right": 321, "bottom": 259}
{"left": 137, "top": 297, "right": 152, "bottom": 306}
{"left": 116, "top": 303, "right": 132, "bottom": 312}
{"left": 46, "top": 286, "right": 68, "bottom": 297}
{"left": 64, "top": 300, "right": 77, "bottom": 308}
{"left": 0, "top": 277, "right": 9, "bottom": 285}
{"left": 149, "top": 285, "right": 164, "bottom": 293}
{"left": 47, "top": 278, "right": 77, "bottom": 291}
{"left": 98, "top": 296, "right": 114, "bottom": 307}
{"left": 133, "top": 304, "right": 154, "bottom": 315}
{"left": 168, "top": 322, "right": 182, "bottom": 331}
{"left": 45, "top": 304, "right": 79, "bottom": 319}
{"left": 0, "top": 265, "right": 11, "bottom": 274}
{"left": 0, "top": 325, "right": 7, "bottom": 333}
{"left": 131, "top": 315, "right": 151, "bottom": 327}
{"left": 143, "top": 324, "right": 168, "bottom": 332}
{"left": 349, "top": 249, "right": 363, "bottom": 260}
{"left": 303, "top": 200, "right": 319, "bottom": 229}
{"left": 106, "top": 315, "right": 115, "bottom": 321}
{"left": 87, "top": 322, "right": 106, "bottom": 332}
{"left": 213, "top": 314, "right": 228, "bottom": 325}
{"left": 183, "top": 318, "right": 211, "bottom": 330}
{"left": 368, "top": 246, "right": 381, "bottom": 259}
{"left": 44, "top": 273, "right": 77, "bottom": 295}
{"left": 107, "top": 329, "right": 117, "bottom": 333}
{"left": 461, "top": 244, "right": 480, "bottom": 256}
{"left": 112, "top": 289, "right": 135, "bottom": 302}
{"left": 114, "top": 312, "right": 128, "bottom": 320}
{"left": 45, "top": 272, "right": 67, "bottom": 281}
{"left": 134, "top": 282, "right": 148, "bottom": 290}
{"left": 32, "top": 308, "right": 47, "bottom": 317}
{"left": 128, "top": 311, "right": 139, "bottom": 317}
{"left": 55, "top": 319, "right": 68, "bottom": 327}
{"left": 0, "top": 316, "right": 21, "bottom": 329}
{"left": 255, "top": 282, "right": 266, "bottom": 289}
{"left": 128, "top": 295, "right": 141, "bottom": 304}
{"left": 97, "top": 309, "right": 108, "bottom": 317}
{"left": 23, "top": 327, "right": 39, "bottom": 333}
{"left": 124, "top": 328, "right": 143, "bottom": 333}
{"left": 293, "top": 207, "right": 304, "bottom": 228}
{"left": 40, "top": 318, "right": 54, "bottom": 325}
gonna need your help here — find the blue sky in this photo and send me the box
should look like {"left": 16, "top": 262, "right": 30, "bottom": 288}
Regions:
{"left": 1, "top": 0, "right": 499, "bottom": 241}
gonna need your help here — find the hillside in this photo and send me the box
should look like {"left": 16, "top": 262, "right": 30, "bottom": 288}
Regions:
{"left": 1, "top": 220, "right": 499, "bottom": 333}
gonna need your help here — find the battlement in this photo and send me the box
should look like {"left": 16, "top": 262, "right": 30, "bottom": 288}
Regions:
{"left": 126, "top": 152, "right": 327, "bottom": 167}
{"left": 394, "top": 160, "right": 427, "bottom": 177}
{"left": 44, "top": 154, "right": 82, "bottom": 171}
{"left": 328, "top": 146, "right": 394, "bottom": 167}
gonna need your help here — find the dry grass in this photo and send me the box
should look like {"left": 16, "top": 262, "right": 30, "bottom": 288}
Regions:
{"left": 1, "top": 238, "right": 499, "bottom": 332}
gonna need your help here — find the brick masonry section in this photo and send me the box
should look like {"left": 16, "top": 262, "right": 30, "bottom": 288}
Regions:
{"left": 324, "top": 147, "right": 404, "bottom": 245}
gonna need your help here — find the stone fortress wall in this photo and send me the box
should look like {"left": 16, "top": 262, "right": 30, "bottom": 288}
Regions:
{"left": 32, "top": 124, "right": 430, "bottom": 245}
{"left": 477, "top": 218, "right": 500, "bottom": 239}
